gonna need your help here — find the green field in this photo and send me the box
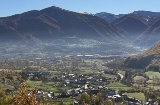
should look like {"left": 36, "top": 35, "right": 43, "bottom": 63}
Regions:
{"left": 26, "top": 80, "right": 42, "bottom": 87}
{"left": 134, "top": 76, "right": 146, "bottom": 81}
{"left": 80, "top": 69, "right": 98, "bottom": 74}
{"left": 40, "top": 98, "right": 73, "bottom": 105}
{"left": 102, "top": 74, "right": 117, "bottom": 79}
{"left": 107, "top": 82, "right": 131, "bottom": 91}
{"left": 125, "top": 92, "right": 145, "bottom": 101}
{"left": 142, "top": 71, "right": 160, "bottom": 90}
{"left": 145, "top": 71, "right": 160, "bottom": 79}
{"left": 26, "top": 80, "right": 65, "bottom": 96}
{"left": 147, "top": 85, "right": 160, "bottom": 90}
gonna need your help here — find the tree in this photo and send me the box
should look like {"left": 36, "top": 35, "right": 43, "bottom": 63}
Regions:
{"left": 122, "top": 71, "right": 132, "bottom": 86}
{"left": 78, "top": 93, "right": 90, "bottom": 104}
{"left": 58, "top": 100, "right": 64, "bottom": 105}
{"left": 103, "top": 98, "right": 113, "bottom": 105}
{"left": 12, "top": 82, "right": 39, "bottom": 105}
{"left": 157, "top": 97, "right": 160, "bottom": 104}
{"left": 20, "top": 71, "right": 28, "bottom": 80}
{"left": 6, "top": 74, "right": 14, "bottom": 81}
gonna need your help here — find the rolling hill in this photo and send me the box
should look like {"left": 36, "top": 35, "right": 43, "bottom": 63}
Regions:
{"left": 124, "top": 41, "right": 160, "bottom": 71}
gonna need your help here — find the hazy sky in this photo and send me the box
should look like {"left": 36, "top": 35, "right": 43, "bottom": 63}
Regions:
{"left": 0, "top": 0, "right": 160, "bottom": 17}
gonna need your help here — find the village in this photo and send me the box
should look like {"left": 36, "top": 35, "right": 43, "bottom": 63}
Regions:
{"left": 26, "top": 70, "right": 143, "bottom": 105}
{"left": 0, "top": 55, "right": 159, "bottom": 105}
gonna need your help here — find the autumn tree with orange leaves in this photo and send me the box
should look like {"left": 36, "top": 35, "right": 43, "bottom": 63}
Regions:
{"left": 0, "top": 82, "right": 40, "bottom": 105}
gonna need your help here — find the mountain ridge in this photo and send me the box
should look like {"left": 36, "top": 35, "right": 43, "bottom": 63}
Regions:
{"left": 111, "top": 14, "right": 149, "bottom": 37}
{"left": 134, "top": 17, "right": 160, "bottom": 46}
{"left": 0, "top": 6, "right": 160, "bottom": 48}
{"left": 0, "top": 6, "right": 125, "bottom": 42}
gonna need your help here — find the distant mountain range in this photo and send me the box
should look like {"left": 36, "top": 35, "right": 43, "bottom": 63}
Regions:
{"left": 0, "top": 6, "right": 125, "bottom": 42}
{"left": 133, "top": 11, "right": 160, "bottom": 25}
{"left": 96, "top": 11, "right": 160, "bottom": 46}
{"left": 123, "top": 41, "right": 160, "bottom": 71}
{"left": 95, "top": 11, "right": 160, "bottom": 24}
{"left": 0, "top": 6, "right": 160, "bottom": 48}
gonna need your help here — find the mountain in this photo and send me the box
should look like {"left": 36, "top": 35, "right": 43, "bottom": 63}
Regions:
{"left": 133, "top": 11, "right": 160, "bottom": 25}
{"left": 124, "top": 41, "right": 160, "bottom": 71}
{"left": 95, "top": 12, "right": 124, "bottom": 23}
{"left": 0, "top": 6, "right": 125, "bottom": 42}
{"left": 112, "top": 14, "right": 148, "bottom": 37}
{"left": 1, "top": 7, "right": 160, "bottom": 56}
{"left": 134, "top": 17, "right": 160, "bottom": 46}
{"left": 96, "top": 11, "right": 160, "bottom": 41}
{"left": 95, "top": 11, "right": 160, "bottom": 24}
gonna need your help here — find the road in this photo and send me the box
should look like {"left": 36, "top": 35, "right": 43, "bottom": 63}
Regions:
{"left": 117, "top": 73, "right": 124, "bottom": 81}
